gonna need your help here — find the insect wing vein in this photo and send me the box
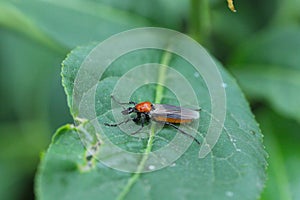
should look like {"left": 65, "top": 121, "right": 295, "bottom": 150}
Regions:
{"left": 151, "top": 104, "right": 199, "bottom": 120}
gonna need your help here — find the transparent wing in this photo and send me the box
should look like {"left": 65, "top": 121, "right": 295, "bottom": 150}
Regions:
{"left": 151, "top": 104, "right": 199, "bottom": 120}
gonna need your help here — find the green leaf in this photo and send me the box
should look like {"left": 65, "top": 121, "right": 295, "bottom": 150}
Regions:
{"left": 0, "top": 0, "right": 187, "bottom": 50}
{"left": 229, "top": 27, "right": 300, "bottom": 122}
{"left": 37, "top": 43, "right": 267, "bottom": 199}
{"left": 0, "top": 163, "right": 29, "bottom": 200}
{"left": 210, "top": 0, "right": 277, "bottom": 55}
{"left": 0, "top": 0, "right": 150, "bottom": 49}
{"left": 256, "top": 109, "right": 300, "bottom": 200}
{"left": 0, "top": 30, "right": 65, "bottom": 121}
{"left": 272, "top": 0, "right": 300, "bottom": 26}
{"left": 0, "top": 120, "right": 50, "bottom": 200}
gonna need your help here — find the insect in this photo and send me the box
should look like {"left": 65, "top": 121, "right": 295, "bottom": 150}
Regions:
{"left": 104, "top": 96, "right": 201, "bottom": 145}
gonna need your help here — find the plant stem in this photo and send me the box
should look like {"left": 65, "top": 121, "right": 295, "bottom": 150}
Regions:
{"left": 189, "top": 0, "right": 211, "bottom": 45}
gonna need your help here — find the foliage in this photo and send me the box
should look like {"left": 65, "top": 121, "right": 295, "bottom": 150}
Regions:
{"left": 0, "top": 0, "right": 299, "bottom": 200}
{"left": 35, "top": 44, "right": 267, "bottom": 199}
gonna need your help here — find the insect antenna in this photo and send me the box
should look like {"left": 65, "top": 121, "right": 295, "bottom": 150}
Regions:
{"left": 111, "top": 95, "right": 136, "bottom": 109}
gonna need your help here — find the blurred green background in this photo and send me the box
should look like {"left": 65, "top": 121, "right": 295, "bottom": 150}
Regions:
{"left": 0, "top": 0, "right": 299, "bottom": 199}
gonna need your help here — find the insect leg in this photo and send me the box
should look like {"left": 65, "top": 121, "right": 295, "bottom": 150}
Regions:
{"left": 164, "top": 122, "right": 201, "bottom": 145}
{"left": 130, "top": 115, "right": 145, "bottom": 135}
{"left": 104, "top": 118, "right": 131, "bottom": 127}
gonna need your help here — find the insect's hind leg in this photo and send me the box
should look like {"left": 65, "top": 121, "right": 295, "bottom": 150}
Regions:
{"left": 164, "top": 122, "right": 201, "bottom": 145}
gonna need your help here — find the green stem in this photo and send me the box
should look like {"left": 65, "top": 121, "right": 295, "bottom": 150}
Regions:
{"left": 189, "top": 0, "right": 211, "bottom": 44}
{"left": 117, "top": 51, "right": 171, "bottom": 200}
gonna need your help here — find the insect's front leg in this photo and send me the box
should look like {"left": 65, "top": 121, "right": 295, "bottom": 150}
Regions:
{"left": 104, "top": 118, "right": 132, "bottom": 127}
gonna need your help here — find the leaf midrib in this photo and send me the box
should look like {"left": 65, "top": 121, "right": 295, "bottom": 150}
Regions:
{"left": 116, "top": 51, "right": 172, "bottom": 200}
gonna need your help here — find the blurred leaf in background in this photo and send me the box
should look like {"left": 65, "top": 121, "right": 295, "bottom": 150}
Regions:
{"left": 226, "top": 0, "right": 300, "bottom": 199}
{"left": 0, "top": 0, "right": 299, "bottom": 199}
{"left": 257, "top": 109, "right": 300, "bottom": 200}
{"left": 229, "top": 27, "right": 300, "bottom": 122}
{"left": 227, "top": 26, "right": 300, "bottom": 200}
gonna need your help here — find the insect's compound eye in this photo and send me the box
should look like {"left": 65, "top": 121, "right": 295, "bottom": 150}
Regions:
{"left": 128, "top": 107, "right": 134, "bottom": 113}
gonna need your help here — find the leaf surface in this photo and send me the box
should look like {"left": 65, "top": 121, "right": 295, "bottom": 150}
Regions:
{"left": 37, "top": 42, "right": 267, "bottom": 200}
